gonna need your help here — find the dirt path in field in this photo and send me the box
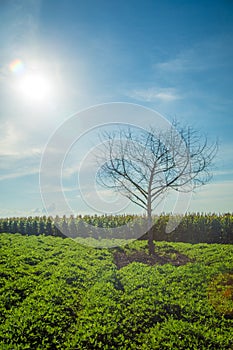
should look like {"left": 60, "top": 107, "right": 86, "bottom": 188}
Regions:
{"left": 113, "top": 249, "right": 193, "bottom": 269}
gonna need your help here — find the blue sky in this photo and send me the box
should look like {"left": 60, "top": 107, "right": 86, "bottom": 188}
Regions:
{"left": 0, "top": 0, "right": 233, "bottom": 217}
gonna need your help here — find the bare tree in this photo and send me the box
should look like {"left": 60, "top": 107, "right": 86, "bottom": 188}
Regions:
{"left": 97, "top": 123, "right": 217, "bottom": 254}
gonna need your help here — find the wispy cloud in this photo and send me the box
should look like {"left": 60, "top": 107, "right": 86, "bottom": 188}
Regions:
{"left": 190, "top": 180, "right": 233, "bottom": 213}
{"left": 128, "top": 87, "right": 182, "bottom": 102}
{"left": 154, "top": 48, "right": 210, "bottom": 73}
{"left": 213, "top": 169, "right": 233, "bottom": 177}
{"left": 0, "top": 122, "right": 23, "bottom": 156}
{"left": 155, "top": 57, "right": 196, "bottom": 72}
{"left": 0, "top": 123, "right": 42, "bottom": 181}
{"left": 154, "top": 35, "right": 233, "bottom": 74}
{"left": 0, "top": 121, "right": 43, "bottom": 158}
{"left": 0, "top": 167, "right": 38, "bottom": 181}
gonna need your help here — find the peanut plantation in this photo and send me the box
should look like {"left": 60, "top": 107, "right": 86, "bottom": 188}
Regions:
{"left": 0, "top": 228, "right": 233, "bottom": 349}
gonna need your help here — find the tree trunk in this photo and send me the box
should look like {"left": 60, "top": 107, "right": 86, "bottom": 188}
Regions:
{"left": 147, "top": 210, "right": 155, "bottom": 255}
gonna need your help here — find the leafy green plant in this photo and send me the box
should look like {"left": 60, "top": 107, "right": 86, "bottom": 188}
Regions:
{"left": 0, "top": 233, "right": 232, "bottom": 349}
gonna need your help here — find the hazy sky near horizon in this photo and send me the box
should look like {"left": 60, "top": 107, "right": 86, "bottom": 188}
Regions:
{"left": 0, "top": 0, "right": 233, "bottom": 217}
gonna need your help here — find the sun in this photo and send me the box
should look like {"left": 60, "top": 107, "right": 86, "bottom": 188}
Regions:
{"left": 17, "top": 72, "right": 51, "bottom": 102}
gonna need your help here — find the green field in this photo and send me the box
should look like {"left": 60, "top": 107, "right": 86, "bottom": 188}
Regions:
{"left": 0, "top": 233, "right": 233, "bottom": 349}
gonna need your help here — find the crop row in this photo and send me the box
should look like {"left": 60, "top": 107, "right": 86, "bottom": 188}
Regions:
{"left": 0, "top": 212, "right": 233, "bottom": 243}
{"left": 0, "top": 233, "right": 233, "bottom": 349}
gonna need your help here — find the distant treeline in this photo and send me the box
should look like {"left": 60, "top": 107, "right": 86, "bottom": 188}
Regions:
{"left": 0, "top": 213, "right": 233, "bottom": 244}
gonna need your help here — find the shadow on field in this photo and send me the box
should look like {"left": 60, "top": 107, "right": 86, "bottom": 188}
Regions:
{"left": 113, "top": 248, "right": 193, "bottom": 269}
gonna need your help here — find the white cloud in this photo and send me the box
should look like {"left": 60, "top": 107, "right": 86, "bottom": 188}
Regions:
{"left": 154, "top": 35, "right": 233, "bottom": 74}
{"left": 40, "top": 184, "right": 77, "bottom": 194}
{"left": 155, "top": 91, "right": 180, "bottom": 102}
{"left": 154, "top": 50, "right": 208, "bottom": 73}
{"left": 0, "top": 167, "right": 38, "bottom": 181}
{"left": 62, "top": 166, "right": 79, "bottom": 179}
{"left": 0, "top": 122, "right": 23, "bottom": 156}
{"left": 0, "top": 121, "right": 44, "bottom": 158}
{"left": 128, "top": 87, "right": 181, "bottom": 102}
{"left": 0, "top": 148, "right": 42, "bottom": 182}
{"left": 156, "top": 57, "right": 193, "bottom": 72}
{"left": 189, "top": 181, "right": 233, "bottom": 213}
{"left": 0, "top": 120, "right": 45, "bottom": 181}
{"left": 213, "top": 169, "right": 233, "bottom": 177}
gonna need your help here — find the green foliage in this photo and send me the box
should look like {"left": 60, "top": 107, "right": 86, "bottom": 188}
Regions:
{"left": 1, "top": 213, "right": 233, "bottom": 243}
{"left": 0, "top": 233, "right": 232, "bottom": 349}
{"left": 208, "top": 272, "right": 233, "bottom": 316}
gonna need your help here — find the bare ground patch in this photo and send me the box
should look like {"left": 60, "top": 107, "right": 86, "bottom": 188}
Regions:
{"left": 113, "top": 248, "right": 193, "bottom": 269}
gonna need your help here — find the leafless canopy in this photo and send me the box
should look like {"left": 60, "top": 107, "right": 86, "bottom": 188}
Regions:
{"left": 97, "top": 123, "right": 217, "bottom": 216}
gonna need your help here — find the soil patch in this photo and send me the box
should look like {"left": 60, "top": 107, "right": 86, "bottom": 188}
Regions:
{"left": 113, "top": 249, "right": 193, "bottom": 269}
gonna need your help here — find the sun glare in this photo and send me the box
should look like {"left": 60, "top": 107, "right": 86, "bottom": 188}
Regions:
{"left": 17, "top": 73, "right": 51, "bottom": 102}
